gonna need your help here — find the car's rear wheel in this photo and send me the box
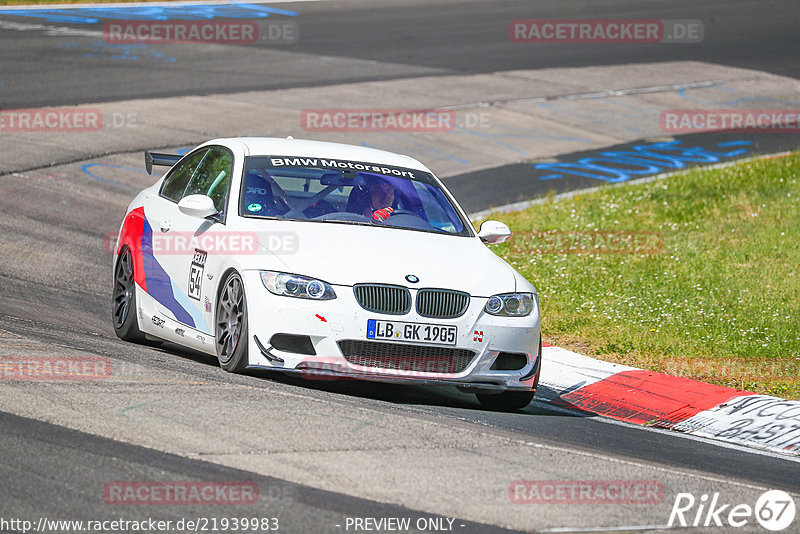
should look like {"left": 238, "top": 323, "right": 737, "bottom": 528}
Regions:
{"left": 476, "top": 390, "right": 535, "bottom": 411}
{"left": 215, "top": 271, "right": 249, "bottom": 372}
{"left": 112, "top": 247, "right": 146, "bottom": 342}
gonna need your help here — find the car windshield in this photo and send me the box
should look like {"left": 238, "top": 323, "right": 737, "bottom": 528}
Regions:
{"left": 239, "top": 155, "right": 472, "bottom": 236}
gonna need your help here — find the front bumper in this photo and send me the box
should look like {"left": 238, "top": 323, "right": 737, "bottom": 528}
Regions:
{"left": 242, "top": 271, "right": 541, "bottom": 391}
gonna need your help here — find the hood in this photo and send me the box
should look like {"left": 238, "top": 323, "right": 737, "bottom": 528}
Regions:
{"left": 245, "top": 220, "right": 517, "bottom": 296}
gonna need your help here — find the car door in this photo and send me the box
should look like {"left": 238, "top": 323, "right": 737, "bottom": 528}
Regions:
{"left": 136, "top": 148, "right": 210, "bottom": 334}
{"left": 165, "top": 146, "right": 236, "bottom": 336}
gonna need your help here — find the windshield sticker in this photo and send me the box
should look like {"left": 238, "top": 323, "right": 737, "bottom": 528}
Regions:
{"left": 268, "top": 157, "right": 417, "bottom": 179}
{"left": 247, "top": 202, "right": 262, "bottom": 212}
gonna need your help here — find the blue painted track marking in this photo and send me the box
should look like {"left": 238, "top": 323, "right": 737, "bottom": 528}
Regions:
{"left": 81, "top": 163, "right": 148, "bottom": 189}
{"left": 533, "top": 139, "right": 753, "bottom": 183}
{"left": 0, "top": 4, "right": 299, "bottom": 24}
{"left": 82, "top": 150, "right": 190, "bottom": 188}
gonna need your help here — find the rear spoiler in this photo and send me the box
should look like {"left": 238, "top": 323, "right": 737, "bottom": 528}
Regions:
{"left": 144, "top": 151, "right": 182, "bottom": 175}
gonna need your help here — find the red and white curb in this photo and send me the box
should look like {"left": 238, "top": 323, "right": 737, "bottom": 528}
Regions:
{"left": 539, "top": 344, "right": 800, "bottom": 456}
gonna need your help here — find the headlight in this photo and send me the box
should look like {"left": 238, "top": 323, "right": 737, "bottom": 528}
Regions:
{"left": 484, "top": 293, "right": 534, "bottom": 317}
{"left": 260, "top": 271, "right": 336, "bottom": 300}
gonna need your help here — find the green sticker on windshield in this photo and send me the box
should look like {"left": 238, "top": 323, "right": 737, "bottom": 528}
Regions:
{"left": 247, "top": 203, "right": 262, "bottom": 212}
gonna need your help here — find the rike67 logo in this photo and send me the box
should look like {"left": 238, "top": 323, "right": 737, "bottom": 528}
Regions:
{"left": 668, "top": 490, "right": 795, "bottom": 531}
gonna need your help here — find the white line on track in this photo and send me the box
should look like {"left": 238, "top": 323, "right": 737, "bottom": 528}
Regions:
{"left": 0, "top": 19, "right": 102, "bottom": 36}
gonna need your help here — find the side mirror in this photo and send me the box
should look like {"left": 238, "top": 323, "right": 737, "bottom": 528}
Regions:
{"left": 478, "top": 220, "right": 512, "bottom": 244}
{"left": 178, "top": 195, "right": 218, "bottom": 219}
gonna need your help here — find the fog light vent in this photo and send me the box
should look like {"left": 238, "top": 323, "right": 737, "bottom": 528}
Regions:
{"left": 490, "top": 352, "right": 527, "bottom": 371}
{"left": 270, "top": 334, "right": 316, "bottom": 355}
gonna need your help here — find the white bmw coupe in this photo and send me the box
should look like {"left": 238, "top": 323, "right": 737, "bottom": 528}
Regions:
{"left": 112, "top": 137, "right": 541, "bottom": 410}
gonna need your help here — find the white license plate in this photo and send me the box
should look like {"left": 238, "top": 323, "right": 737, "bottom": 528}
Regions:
{"left": 366, "top": 319, "right": 457, "bottom": 345}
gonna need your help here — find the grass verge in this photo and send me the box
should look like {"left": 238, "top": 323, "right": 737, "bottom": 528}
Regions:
{"left": 485, "top": 152, "right": 800, "bottom": 399}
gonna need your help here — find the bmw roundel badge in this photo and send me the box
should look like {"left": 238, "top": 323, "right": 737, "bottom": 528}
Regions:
{"left": 405, "top": 274, "right": 419, "bottom": 283}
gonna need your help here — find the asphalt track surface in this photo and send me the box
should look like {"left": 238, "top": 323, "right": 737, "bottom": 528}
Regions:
{"left": 1, "top": 1, "right": 800, "bottom": 532}
{"left": 1, "top": 0, "right": 799, "bottom": 107}
{"left": 0, "top": 411, "right": 520, "bottom": 534}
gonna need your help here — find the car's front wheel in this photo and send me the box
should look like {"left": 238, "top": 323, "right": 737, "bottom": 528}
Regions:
{"left": 476, "top": 334, "right": 541, "bottom": 411}
{"left": 476, "top": 390, "right": 535, "bottom": 411}
{"left": 215, "top": 271, "right": 249, "bottom": 372}
{"left": 112, "top": 247, "right": 146, "bottom": 342}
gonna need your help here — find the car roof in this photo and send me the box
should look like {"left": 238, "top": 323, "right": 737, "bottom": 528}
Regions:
{"left": 204, "top": 137, "right": 432, "bottom": 173}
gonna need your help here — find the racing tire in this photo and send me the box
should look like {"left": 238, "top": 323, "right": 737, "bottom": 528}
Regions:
{"left": 476, "top": 390, "right": 535, "bottom": 412}
{"left": 112, "top": 247, "right": 147, "bottom": 343}
{"left": 215, "top": 271, "right": 249, "bottom": 373}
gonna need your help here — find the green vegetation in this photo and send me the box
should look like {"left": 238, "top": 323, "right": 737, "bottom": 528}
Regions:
{"left": 484, "top": 153, "right": 800, "bottom": 399}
